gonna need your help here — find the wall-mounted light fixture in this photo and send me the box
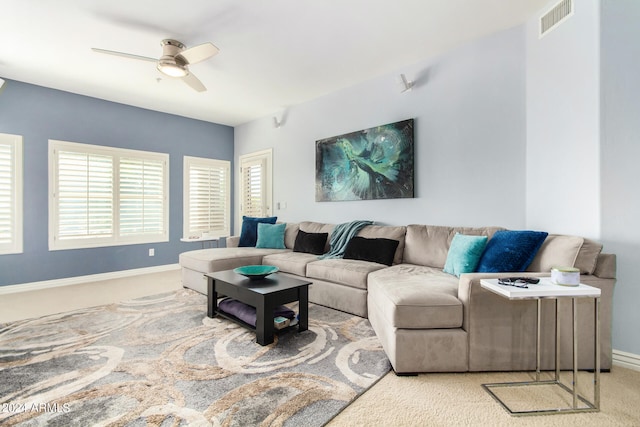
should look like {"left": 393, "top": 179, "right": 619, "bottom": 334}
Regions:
{"left": 399, "top": 74, "right": 413, "bottom": 93}
{"left": 273, "top": 108, "right": 287, "bottom": 128}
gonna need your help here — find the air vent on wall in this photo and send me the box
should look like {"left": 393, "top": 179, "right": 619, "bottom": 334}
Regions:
{"left": 540, "top": 0, "right": 574, "bottom": 38}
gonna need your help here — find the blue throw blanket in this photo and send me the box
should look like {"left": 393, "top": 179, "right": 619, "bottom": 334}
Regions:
{"left": 318, "top": 220, "right": 374, "bottom": 259}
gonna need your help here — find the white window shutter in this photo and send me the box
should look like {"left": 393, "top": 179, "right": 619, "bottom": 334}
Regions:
{"left": 241, "top": 157, "right": 266, "bottom": 217}
{"left": 184, "top": 156, "right": 230, "bottom": 237}
{"left": 0, "top": 134, "right": 23, "bottom": 254}
{"left": 0, "top": 142, "right": 15, "bottom": 247}
{"left": 119, "top": 157, "right": 165, "bottom": 236}
{"left": 56, "top": 150, "right": 114, "bottom": 240}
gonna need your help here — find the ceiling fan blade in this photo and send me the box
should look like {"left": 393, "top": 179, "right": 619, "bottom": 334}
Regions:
{"left": 182, "top": 72, "right": 207, "bottom": 92}
{"left": 91, "top": 48, "right": 156, "bottom": 63}
{"left": 177, "top": 42, "right": 219, "bottom": 65}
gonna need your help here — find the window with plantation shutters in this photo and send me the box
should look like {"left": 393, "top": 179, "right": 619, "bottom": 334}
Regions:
{"left": 183, "top": 156, "right": 230, "bottom": 238}
{"left": 49, "top": 140, "right": 168, "bottom": 250}
{"left": 239, "top": 149, "right": 272, "bottom": 223}
{"left": 0, "top": 133, "right": 23, "bottom": 255}
{"left": 241, "top": 158, "right": 266, "bottom": 217}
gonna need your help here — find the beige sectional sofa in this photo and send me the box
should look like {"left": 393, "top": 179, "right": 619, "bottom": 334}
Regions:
{"left": 179, "top": 221, "right": 616, "bottom": 374}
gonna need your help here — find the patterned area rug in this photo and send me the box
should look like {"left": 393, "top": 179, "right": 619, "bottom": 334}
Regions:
{"left": 0, "top": 289, "right": 390, "bottom": 426}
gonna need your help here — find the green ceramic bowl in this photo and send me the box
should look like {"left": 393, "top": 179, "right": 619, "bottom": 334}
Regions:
{"left": 233, "top": 265, "right": 279, "bottom": 280}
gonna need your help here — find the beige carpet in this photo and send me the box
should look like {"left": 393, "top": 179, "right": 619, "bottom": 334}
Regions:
{"left": 328, "top": 368, "right": 640, "bottom": 426}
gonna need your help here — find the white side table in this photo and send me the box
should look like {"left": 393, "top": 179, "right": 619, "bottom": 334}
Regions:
{"left": 480, "top": 278, "right": 601, "bottom": 416}
{"left": 180, "top": 236, "right": 223, "bottom": 249}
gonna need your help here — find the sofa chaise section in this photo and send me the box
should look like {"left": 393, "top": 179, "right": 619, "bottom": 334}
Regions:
{"left": 180, "top": 247, "right": 289, "bottom": 294}
{"left": 367, "top": 264, "right": 467, "bottom": 373}
{"left": 180, "top": 223, "right": 301, "bottom": 293}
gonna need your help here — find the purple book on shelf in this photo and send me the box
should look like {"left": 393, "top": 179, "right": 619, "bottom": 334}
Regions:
{"left": 218, "top": 298, "right": 295, "bottom": 326}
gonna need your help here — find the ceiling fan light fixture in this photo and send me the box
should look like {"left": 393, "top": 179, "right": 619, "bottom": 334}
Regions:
{"left": 157, "top": 60, "right": 187, "bottom": 78}
{"left": 92, "top": 38, "right": 217, "bottom": 91}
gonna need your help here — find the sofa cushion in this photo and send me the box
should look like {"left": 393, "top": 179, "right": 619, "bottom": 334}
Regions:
{"left": 293, "top": 230, "right": 328, "bottom": 255}
{"left": 344, "top": 236, "right": 399, "bottom": 266}
{"left": 239, "top": 216, "right": 277, "bottom": 247}
{"left": 255, "top": 223, "right": 286, "bottom": 249}
{"left": 262, "top": 251, "right": 319, "bottom": 276}
{"left": 368, "top": 264, "right": 462, "bottom": 329}
{"left": 525, "top": 235, "right": 603, "bottom": 274}
{"left": 477, "top": 230, "right": 548, "bottom": 272}
{"left": 403, "top": 225, "right": 453, "bottom": 268}
{"left": 575, "top": 238, "right": 603, "bottom": 274}
{"left": 283, "top": 223, "right": 300, "bottom": 249}
{"left": 306, "top": 259, "right": 386, "bottom": 290}
{"left": 356, "top": 225, "right": 407, "bottom": 265}
{"left": 443, "top": 233, "right": 488, "bottom": 277}
{"left": 526, "top": 234, "right": 582, "bottom": 272}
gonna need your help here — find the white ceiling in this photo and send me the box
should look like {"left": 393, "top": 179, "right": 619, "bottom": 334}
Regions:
{"left": 1, "top": 0, "right": 549, "bottom": 127}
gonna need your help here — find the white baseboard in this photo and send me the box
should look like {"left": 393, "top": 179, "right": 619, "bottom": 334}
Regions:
{"left": 0, "top": 264, "right": 181, "bottom": 295}
{"left": 612, "top": 349, "right": 640, "bottom": 371}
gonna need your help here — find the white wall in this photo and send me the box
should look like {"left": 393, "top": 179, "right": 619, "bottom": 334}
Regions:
{"left": 526, "top": 0, "right": 640, "bottom": 356}
{"left": 235, "top": 2, "right": 640, "bottom": 358}
{"left": 600, "top": 0, "right": 640, "bottom": 356}
{"left": 235, "top": 26, "right": 528, "bottom": 231}
{"left": 525, "top": 0, "right": 601, "bottom": 238}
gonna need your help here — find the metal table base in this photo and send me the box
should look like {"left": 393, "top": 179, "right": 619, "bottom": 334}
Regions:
{"left": 482, "top": 296, "right": 600, "bottom": 416}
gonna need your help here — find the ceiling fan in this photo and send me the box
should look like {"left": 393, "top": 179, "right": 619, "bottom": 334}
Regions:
{"left": 92, "top": 39, "right": 219, "bottom": 92}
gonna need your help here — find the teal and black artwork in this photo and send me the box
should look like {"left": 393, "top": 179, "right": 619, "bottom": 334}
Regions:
{"left": 315, "top": 119, "right": 414, "bottom": 202}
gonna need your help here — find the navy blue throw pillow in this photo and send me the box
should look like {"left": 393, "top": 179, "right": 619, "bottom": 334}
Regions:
{"left": 238, "top": 216, "right": 277, "bottom": 247}
{"left": 476, "top": 230, "right": 548, "bottom": 273}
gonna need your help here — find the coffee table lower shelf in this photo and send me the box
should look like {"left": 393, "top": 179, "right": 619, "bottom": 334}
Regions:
{"left": 215, "top": 307, "right": 300, "bottom": 336}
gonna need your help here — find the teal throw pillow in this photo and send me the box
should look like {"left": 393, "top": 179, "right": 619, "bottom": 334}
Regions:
{"left": 476, "top": 230, "right": 548, "bottom": 272}
{"left": 443, "top": 233, "right": 488, "bottom": 277}
{"left": 239, "top": 216, "right": 277, "bottom": 247}
{"left": 255, "top": 222, "right": 287, "bottom": 249}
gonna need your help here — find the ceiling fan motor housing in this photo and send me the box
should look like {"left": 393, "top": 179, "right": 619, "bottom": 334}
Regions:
{"left": 157, "top": 39, "right": 188, "bottom": 77}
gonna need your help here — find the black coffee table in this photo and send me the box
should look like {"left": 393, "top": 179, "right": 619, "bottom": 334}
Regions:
{"left": 206, "top": 270, "right": 311, "bottom": 345}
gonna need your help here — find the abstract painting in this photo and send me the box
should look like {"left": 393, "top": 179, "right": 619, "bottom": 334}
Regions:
{"left": 315, "top": 119, "right": 414, "bottom": 202}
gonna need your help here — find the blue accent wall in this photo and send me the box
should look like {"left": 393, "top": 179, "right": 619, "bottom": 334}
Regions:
{"left": 0, "top": 80, "right": 233, "bottom": 286}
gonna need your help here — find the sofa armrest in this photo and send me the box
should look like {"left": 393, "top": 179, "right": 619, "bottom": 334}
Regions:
{"left": 457, "top": 272, "right": 547, "bottom": 332}
{"left": 458, "top": 271, "right": 614, "bottom": 371}
{"left": 594, "top": 253, "right": 616, "bottom": 279}
{"left": 226, "top": 236, "right": 240, "bottom": 247}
